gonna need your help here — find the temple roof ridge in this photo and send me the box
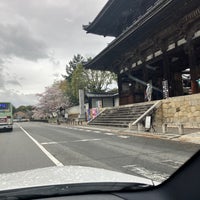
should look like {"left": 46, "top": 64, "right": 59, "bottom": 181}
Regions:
{"left": 84, "top": 0, "right": 173, "bottom": 70}
{"left": 83, "top": 0, "right": 167, "bottom": 37}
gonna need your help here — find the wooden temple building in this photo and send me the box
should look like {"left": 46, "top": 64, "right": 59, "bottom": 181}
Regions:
{"left": 83, "top": 0, "right": 200, "bottom": 106}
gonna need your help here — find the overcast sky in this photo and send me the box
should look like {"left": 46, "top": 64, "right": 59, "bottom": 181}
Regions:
{"left": 0, "top": 0, "right": 113, "bottom": 107}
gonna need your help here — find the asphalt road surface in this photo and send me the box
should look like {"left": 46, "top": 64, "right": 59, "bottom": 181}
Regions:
{"left": 0, "top": 122, "right": 199, "bottom": 182}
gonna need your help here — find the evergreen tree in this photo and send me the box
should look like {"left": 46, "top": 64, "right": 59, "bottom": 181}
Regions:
{"left": 64, "top": 54, "right": 84, "bottom": 81}
{"left": 63, "top": 54, "right": 118, "bottom": 106}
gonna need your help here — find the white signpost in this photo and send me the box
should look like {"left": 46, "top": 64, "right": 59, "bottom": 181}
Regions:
{"left": 145, "top": 116, "right": 151, "bottom": 129}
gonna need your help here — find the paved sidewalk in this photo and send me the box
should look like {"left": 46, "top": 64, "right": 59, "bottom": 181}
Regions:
{"left": 175, "top": 132, "right": 200, "bottom": 144}
{"left": 124, "top": 127, "right": 200, "bottom": 144}
{"left": 60, "top": 123, "right": 200, "bottom": 145}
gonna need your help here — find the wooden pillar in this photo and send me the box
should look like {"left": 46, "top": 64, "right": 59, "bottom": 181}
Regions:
{"left": 143, "top": 60, "right": 148, "bottom": 101}
{"left": 143, "top": 63, "right": 148, "bottom": 83}
{"left": 162, "top": 50, "right": 173, "bottom": 97}
{"left": 173, "top": 72, "right": 184, "bottom": 96}
{"left": 187, "top": 43, "right": 199, "bottom": 94}
{"left": 117, "top": 74, "right": 123, "bottom": 105}
{"left": 89, "top": 98, "right": 92, "bottom": 109}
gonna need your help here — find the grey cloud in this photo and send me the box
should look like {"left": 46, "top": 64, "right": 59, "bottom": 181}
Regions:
{"left": 0, "top": 23, "right": 49, "bottom": 61}
{"left": 64, "top": 18, "right": 73, "bottom": 23}
{"left": 0, "top": 58, "right": 4, "bottom": 65}
{"left": 0, "top": 66, "right": 5, "bottom": 90}
{"left": 53, "top": 73, "right": 60, "bottom": 78}
{"left": 49, "top": 51, "right": 61, "bottom": 67}
{"left": 0, "top": 64, "right": 22, "bottom": 91}
{"left": 0, "top": 0, "right": 110, "bottom": 62}
{"left": 6, "top": 79, "right": 21, "bottom": 87}
{"left": 0, "top": 0, "right": 109, "bottom": 106}
{"left": 0, "top": 90, "right": 37, "bottom": 107}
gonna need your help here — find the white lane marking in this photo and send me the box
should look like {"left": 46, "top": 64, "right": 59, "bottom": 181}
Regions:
{"left": 41, "top": 141, "right": 67, "bottom": 145}
{"left": 41, "top": 138, "right": 101, "bottom": 145}
{"left": 18, "top": 124, "right": 64, "bottom": 167}
{"left": 118, "top": 135, "right": 130, "bottom": 139}
{"left": 93, "top": 131, "right": 101, "bottom": 133}
{"left": 85, "top": 130, "right": 92, "bottom": 132}
{"left": 41, "top": 142, "right": 58, "bottom": 145}
{"left": 104, "top": 132, "right": 114, "bottom": 136}
{"left": 68, "top": 127, "right": 77, "bottom": 130}
{"left": 123, "top": 164, "right": 169, "bottom": 182}
{"left": 161, "top": 160, "right": 184, "bottom": 169}
{"left": 123, "top": 164, "right": 136, "bottom": 168}
{"left": 73, "top": 138, "right": 101, "bottom": 142}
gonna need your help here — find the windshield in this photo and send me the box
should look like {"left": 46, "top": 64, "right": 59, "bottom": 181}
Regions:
{"left": 0, "top": 103, "right": 9, "bottom": 110}
{"left": 0, "top": 0, "right": 200, "bottom": 195}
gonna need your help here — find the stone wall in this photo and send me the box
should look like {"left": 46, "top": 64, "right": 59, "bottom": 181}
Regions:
{"left": 154, "top": 94, "right": 200, "bottom": 128}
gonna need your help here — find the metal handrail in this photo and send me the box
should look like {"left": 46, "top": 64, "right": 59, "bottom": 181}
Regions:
{"left": 131, "top": 100, "right": 162, "bottom": 127}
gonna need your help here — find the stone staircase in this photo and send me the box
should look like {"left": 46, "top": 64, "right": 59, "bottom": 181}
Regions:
{"left": 88, "top": 102, "right": 155, "bottom": 128}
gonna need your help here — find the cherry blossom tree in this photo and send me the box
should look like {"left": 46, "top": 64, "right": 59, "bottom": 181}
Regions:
{"left": 32, "top": 81, "right": 70, "bottom": 119}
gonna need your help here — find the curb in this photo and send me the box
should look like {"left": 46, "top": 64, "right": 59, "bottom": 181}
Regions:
{"left": 49, "top": 123, "right": 200, "bottom": 145}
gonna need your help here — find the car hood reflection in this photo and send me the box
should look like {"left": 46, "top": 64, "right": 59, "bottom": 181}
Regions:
{"left": 0, "top": 166, "right": 154, "bottom": 191}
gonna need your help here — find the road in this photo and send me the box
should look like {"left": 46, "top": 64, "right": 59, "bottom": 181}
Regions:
{"left": 0, "top": 122, "right": 199, "bottom": 182}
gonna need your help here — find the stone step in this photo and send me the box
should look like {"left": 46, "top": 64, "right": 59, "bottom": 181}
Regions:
{"left": 99, "top": 111, "right": 141, "bottom": 117}
{"left": 95, "top": 117, "right": 138, "bottom": 121}
{"left": 96, "top": 113, "right": 139, "bottom": 119}
{"left": 103, "top": 110, "right": 144, "bottom": 113}
{"left": 106, "top": 107, "right": 151, "bottom": 112}
{"left": 104, "top": 110, "right": 149, "bottom": 115}
{"left": 107, "top": 106, "right": 152, "bottom": 112}
{"left": 90, "top": 121, "right": 129, "bottom": 125}
{"left": 102, "top": 111, "right": 145, "bottom": 115}
{"left": 89, "top": 122, "right": 129, "bottom": 127}
{"left": 92, "top": 120, "right": 134, "bottom": 124}
{"left": 109, "top": 105, "right": 152, "bottom": 110}
{"left": 88, "top": 103, "right": 154, "bottom": 127}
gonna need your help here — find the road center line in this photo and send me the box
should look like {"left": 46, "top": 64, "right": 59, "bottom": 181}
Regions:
{"left": 17, "top": 124, "right": 64, "bottom": 167}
